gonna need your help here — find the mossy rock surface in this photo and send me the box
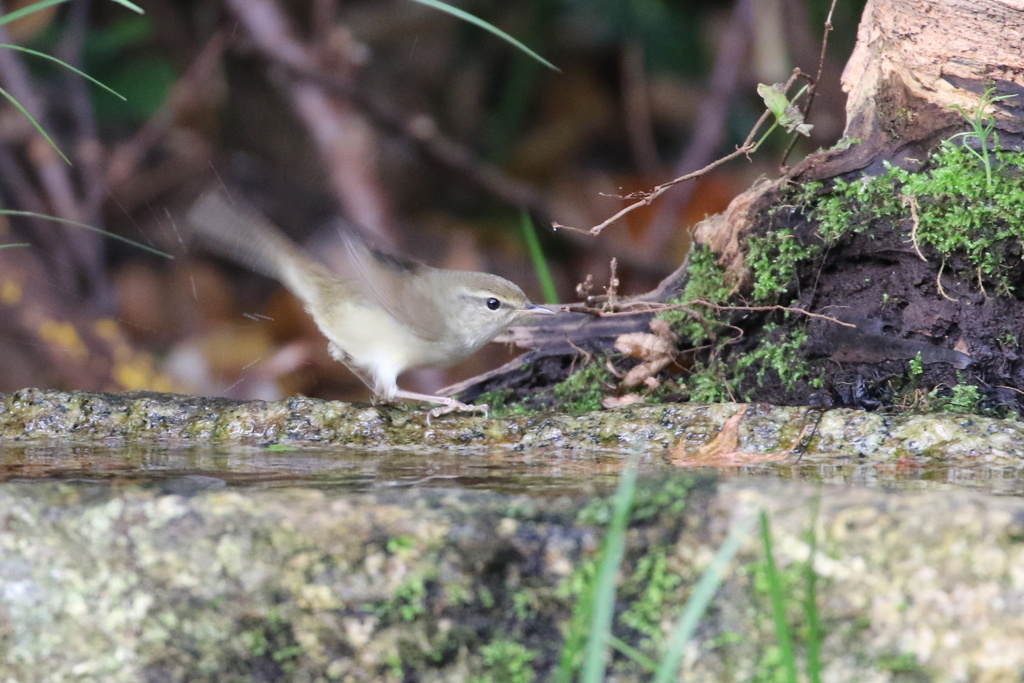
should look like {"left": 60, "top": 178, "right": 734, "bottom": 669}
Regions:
{"left": 4, "top": 388, "right": 1024, "bottom": 465}
{"left": 2, "top": 475, "right": 1024, "bottom": 681}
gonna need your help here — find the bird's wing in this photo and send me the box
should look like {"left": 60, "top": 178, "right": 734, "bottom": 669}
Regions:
{"left": 340, "top": 235, "right": 448, "bottom": 341}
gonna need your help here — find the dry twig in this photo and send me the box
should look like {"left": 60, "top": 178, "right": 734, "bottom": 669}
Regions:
{"left": 780, "top": 0, "right": 839, "bottom": 169}
{"left": 902, "top": 193, "right": 928, "bottom": 262}
{"left": 562, "top": 297, "right": 854, "bottom": 329}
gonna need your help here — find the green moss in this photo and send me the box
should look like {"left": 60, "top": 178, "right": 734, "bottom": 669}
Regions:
{"left": 478, "top": 585, "right": 496, "bottom": 609}
{"left": 877, "top": 651, "right": 927, "bottom": 675}
{"left": 576, "top": 475, "right": 692, "bottom": 525}
{"left": 235, "top": 610, "right": 303, "bottom": 677}
{"left": 556, "top": 556, "right": 598, "bottom": 602}
{"left": 552, "top": 361, "right": 614, "bottom": 414}
{"left": 908, "top": 352, "right": 923, "bottom": 381}
{"left": 746, "top": 229, "right": 819, "bottom": 305}
{"left": 378, "top": 570, "right": 437, "bottom": 623}
{"left": 737, "top": 325, "right": 818, "bottom": 392}
{"left": 885, "top": 145, "right": 1024, "bottom": 294}
{"left": 801, "top": 140, "right": 1024, "bottom": 295}
{"left": 620, "top": 548, "right": 682, "bottom": 644}
{"left": 826, "top": 136, "right": 861, "bottom": 152}
{"left": 658, "top": 244, "right": 735, "bottom": 345}
{"left": 474, "top": 639, "right": 539, "bottom": 683}
{"left": 652, "top": 224, "right": 820, "bottom": 404}
{"left": 474, "top": 387, "right": 532, "bottom": 417}
{"left": 558, "top": 110, "right": 1024, "bottom": 412}
{"left": 511, "top": 590, "right": 535, "bottom": 621}
{"left": 685, "top": 359, "right": 734, "bottom": 403}
{"left": 386, "top": 535, "right": 416, "bottom": 554}
{"left": 684, "top": 325, "right": 818, "bottom": 403}
{"left": 930, "top": 382, "right": 982, "bottom": 415}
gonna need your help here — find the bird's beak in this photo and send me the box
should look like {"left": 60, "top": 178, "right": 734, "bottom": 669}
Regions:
{"left": 517, "top": 302, "right": 557, "bottom": 316}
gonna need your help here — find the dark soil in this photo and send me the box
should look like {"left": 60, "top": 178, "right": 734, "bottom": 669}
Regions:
{"left": 765, "top": 207, "right": 1024, "bottom": 415}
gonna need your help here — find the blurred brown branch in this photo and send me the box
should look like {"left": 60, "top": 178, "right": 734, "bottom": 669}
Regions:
{"left": 224, "top": 0, "right": 394, "bottom": 242}
{"left": 222, "top": 0, "right": 552, "bottom": 226}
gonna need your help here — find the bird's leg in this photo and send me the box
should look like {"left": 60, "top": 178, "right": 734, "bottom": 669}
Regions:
{"left": 329, "top": 343, "right": 488, "bottom": 421}
{"left": 393, "top": 389, "right": 489, "bottom": 423}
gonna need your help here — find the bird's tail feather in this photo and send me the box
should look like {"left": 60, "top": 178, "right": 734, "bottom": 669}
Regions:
{"left": 187, "top": 190, "right": 329, "bottom": 304}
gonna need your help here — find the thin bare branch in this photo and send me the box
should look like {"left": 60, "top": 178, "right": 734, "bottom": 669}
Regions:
{"left": 552, "top": 142, "right": 757, "bottom": 236}
{"left": 780, "top": 0, "right": 838, "bottom": 168}
{"left": 562, "top": 297, "right": 855, "bottom": 328}
{"left": 689, "top": 299, "right": 856, "bottom": 327}
{"left": 554, "top": 64, "right": 803, "bottom": 238}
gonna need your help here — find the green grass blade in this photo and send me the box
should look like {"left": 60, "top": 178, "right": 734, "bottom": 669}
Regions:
{"left": 554, "top": 574, "right": 594, "bottom": 682}
{"left": 760, "top": 510, "right": 799, "bottom": 682}
{"left": 520, "top": 210, "right": 558, "bottom": 304}
{"left": 0, "top": 85, "right": 70, "bottom": 165}
{"left": 0, "top": 0, "right": 143, "bottom": 28}
{"left": 0, "top": 44, "right": 125, "bottom": 100}
{"left": 1, "top": 210, "right": 172, "bottom": 258}
{"left": 106, "top": 0, "right": 144, "bottom": 13}
{"left": 653, "top": 510, "right": 757, "bottom": 683}
{"left": 407, "top": 0, "right": 558, "bottom": 72}
{"left": 0, "top": 0, "right": 69, "bottom": 27}
{"left": 581, "top": 463, "right": 637, "bottom": 682}
{"left": 805, "top": 495, "right": 823, "bottom": 683}
{"left": 607, "top": 634, "right": 658, "bottom": 672}
{"left": 0, "top": 242, "right": 30, "bottom": 249}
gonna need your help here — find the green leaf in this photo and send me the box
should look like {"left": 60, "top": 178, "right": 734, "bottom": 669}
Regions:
{"left": 0, "top": 210, "right": 172, "bottom": 258}
{"left": 407, "top": 0, "right": 559, "bottom": 72}
{"left": 760, "top": 510, "right": 799, "bottom": 681}
{"left": 757, "top": 83, "right": 812, "bottom": 136}
{"left": 0, "top": 44, "right": 125, "bottom": 100}
{"left": 757, "top": 83, "right": 790, "bottom": 120}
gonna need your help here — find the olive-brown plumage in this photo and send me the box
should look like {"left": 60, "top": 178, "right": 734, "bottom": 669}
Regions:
{"left": 187, "top": 191, "right": 553, "bottom": 417}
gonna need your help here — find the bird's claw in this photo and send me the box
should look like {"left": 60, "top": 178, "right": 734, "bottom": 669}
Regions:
{"left": 426, "top": 399, "right": 490, "bottom": 425}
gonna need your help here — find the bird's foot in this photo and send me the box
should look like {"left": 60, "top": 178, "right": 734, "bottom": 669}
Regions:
{"left": 393, "top": 389, "right": 489, "bottom": 424}
{"left": 426, "top": 398, "right": 489, "bottom": 424}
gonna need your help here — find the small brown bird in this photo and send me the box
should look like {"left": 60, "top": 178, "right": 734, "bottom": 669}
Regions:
{"left": 188, "top": 191, "right": 553, "bottom": 418}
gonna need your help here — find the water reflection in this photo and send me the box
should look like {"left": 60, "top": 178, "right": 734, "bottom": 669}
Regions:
{"left": 0, "top": 442, "right": 640, "bottom": 495}
{"left": 2, "top": 441, "right": 1023, "bottom": 496}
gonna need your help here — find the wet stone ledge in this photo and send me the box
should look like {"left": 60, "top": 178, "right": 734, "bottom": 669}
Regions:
{"left": 2, "top": 388, "right": 1024, "bottom": 464}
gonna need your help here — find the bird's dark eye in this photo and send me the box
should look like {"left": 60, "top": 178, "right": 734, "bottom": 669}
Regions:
{"left": 486, "top": 297, "right": 501, "bottom": 311}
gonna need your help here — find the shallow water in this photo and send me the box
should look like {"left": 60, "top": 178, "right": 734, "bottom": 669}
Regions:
{"left": 3, "top": 441, "right": 1024, "bottom": 496}
{"left": 0, "top": 442, "right": 641, "bottom": 495}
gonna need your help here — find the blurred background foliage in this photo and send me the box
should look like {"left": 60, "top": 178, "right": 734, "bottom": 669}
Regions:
{"left": 0, "top": 0, "right": 864, "bottom": 402}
